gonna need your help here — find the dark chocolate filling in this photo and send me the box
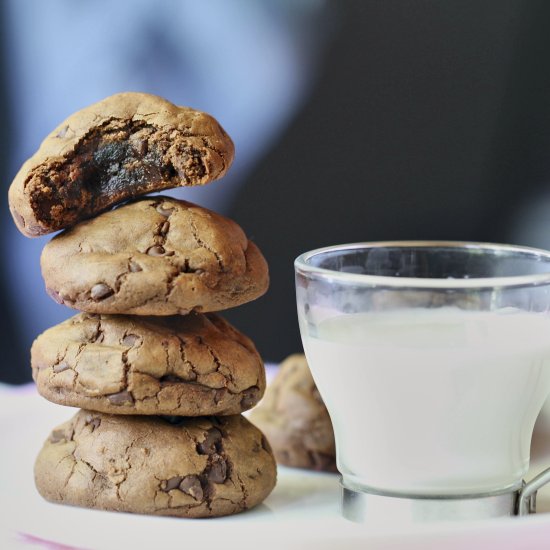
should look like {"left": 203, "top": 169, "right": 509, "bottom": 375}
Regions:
{"left": 28, "top": 119, "right": 207, "bottom": 230}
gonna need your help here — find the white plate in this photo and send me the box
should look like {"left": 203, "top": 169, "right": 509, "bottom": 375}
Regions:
{"left": 3, "top": 387, "right": 550, "bottom": 550}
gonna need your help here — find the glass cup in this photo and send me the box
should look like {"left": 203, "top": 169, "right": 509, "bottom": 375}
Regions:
{"left": 295, "top": 241, "right": 550, "bottom": 522}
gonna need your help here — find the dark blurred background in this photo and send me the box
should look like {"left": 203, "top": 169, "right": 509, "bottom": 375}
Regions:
{"left": 2, "top": 0, "right": 550, "bottom": 383}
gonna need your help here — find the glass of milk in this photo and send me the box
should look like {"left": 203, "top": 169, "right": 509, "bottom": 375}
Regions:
{"left": 295, "top": 241, "right": 550, "bottom": 523}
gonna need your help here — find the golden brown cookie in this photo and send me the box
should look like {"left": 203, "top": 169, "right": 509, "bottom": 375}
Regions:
{"left": 9, "top": 92, "right": 234, "bottom": 237}
{"left": 250, "top": 354, "right": 336, "bottom": 472}
{"left": 41, "top": 197, "right": 269, "bottom": 315}
{"left": 34, "top": 411, "right": 277, "bottom": 518}
{"left": 31, "top": 312, "right": 265, "bottom": 416}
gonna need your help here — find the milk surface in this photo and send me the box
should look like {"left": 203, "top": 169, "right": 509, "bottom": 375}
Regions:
{"left": 302, "top": 307, "right": 550, "bottom": 495}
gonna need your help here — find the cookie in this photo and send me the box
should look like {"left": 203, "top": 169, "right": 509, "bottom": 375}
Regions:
{"left": 41, "top": 197, "right": 269, "bottom": 315}
{"left": 32, "top": 312, "right": 265, "bottom": 416}
{"left": 250, "top": 354, "right": 336, "bottom": 472}
{"left": 35, "top": 411, "right": 276, "bottom": 518}
{"left": 9, "top": 92, "right": 234, "bottom": 237}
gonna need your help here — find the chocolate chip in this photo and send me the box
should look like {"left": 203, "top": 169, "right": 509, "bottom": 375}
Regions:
{"left": 160, "top": 221, "right": 170, "bottom": 235}
{"left": 121, "top": 334, "right": 140, "bottom": 347}
{"left": 129, "top": 261, "right": 142, "bottom": 273}
{"left": 197, "top": 428, "right": 222, "bottom": 455}
{"left": 49, "top": 429, "right": 66, "bottom": 443}
{"left": 207, "top": 454, "right": 227, "bottom": 484}
{"left": 179, "top": 475, "right": 203, "bottom": 500}
{"left": 107, "top": 390, "right": 134, "bottom": 405}
{"left": 53, "top": 362, "right": 70, "bottom": 373}
{"left": 147, "top": 245, "right": 166, "bottom": 256}
{"left": 90, "top": 283, "right": 114, "bottom": 301}
{"left": 156, "top": 203, "right": 175, "bottom": 217}
{"left": 161, "top": 476, "right": 183, "bottom": 492}
{"left": 240, "top": 387, "right": 259, "bottom": 409}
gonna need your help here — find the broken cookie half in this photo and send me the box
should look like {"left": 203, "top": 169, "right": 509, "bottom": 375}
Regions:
{"left": 9, "top": 92, "right": 234, "bottom": 237}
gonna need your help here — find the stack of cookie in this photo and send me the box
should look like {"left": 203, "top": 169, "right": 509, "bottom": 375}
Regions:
{"left": 8, "top": 93, "right": 276, "bottom": 518}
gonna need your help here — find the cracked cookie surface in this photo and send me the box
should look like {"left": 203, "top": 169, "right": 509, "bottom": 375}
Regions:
{"left": 9, "top": 92, "right": 234, "bottom": 237}
{"left": 250, "top": 354, "right": 336, "bottom": 472}
{"left": 32, "top": 312, "right": 265, "bottom": 416}
{"left": 34, "top": 411, "right": 277, "bottom": 518}
{"left": 41, "top": 197, "right": 269, "bottom": 315}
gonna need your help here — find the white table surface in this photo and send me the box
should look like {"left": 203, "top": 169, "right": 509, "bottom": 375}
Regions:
{"left": 3, "top": 383, "right": 550, "bottom": 550}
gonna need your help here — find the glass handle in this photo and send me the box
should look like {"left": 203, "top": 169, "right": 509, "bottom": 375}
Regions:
{"left": 516, "top": 467, "right": 550, "bottom": 515}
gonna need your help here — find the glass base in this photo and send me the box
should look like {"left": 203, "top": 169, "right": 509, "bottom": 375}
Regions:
{"left": 341, "top": 479, "right": 527, "bottom": 523}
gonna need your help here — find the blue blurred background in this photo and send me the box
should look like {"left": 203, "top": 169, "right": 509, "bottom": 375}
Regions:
{"left": 2, "top": 0, "right": 550, "bottom": 382}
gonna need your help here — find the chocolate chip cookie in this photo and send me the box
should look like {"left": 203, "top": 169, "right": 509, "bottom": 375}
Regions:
{"left": 250, "top": 354, "right": 336, "bottom": 472}
{"left": 32, "top": 312, "right": 264, "bottom": 416}
{"left": 35, "top": 411, "right": 276, "bottom": 518}
{"left": 41, "top": 197, "right": 269, "bottom": 315}
{"left": 9, "top": 92, "right": 234, "bottom": 237}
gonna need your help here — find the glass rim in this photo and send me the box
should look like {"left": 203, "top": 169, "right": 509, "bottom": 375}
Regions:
{"left": 294, "top": 240, "right": 550, "bottom": 289}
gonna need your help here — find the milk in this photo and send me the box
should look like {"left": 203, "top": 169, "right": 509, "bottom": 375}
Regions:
{"left": 302, "top": 308, "right": 550, "bottom": 495}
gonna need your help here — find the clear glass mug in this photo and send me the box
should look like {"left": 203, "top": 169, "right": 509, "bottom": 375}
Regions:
{"left": 295, "top": 242, "right": 550, "bottom": 522}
